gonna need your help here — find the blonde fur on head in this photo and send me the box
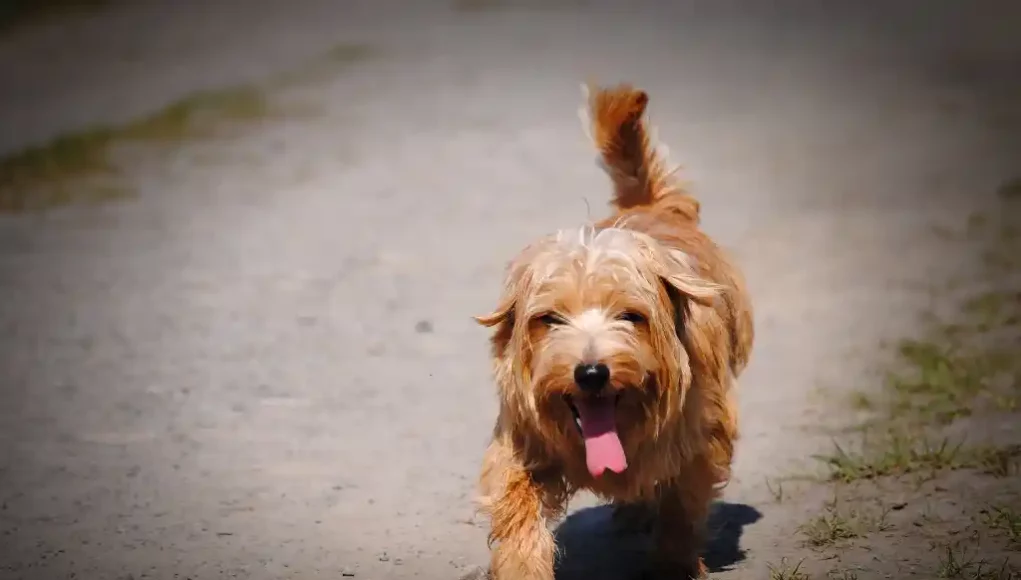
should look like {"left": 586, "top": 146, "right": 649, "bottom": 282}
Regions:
{"left": 475, "top": 83, "right": 755, "bottom": 580}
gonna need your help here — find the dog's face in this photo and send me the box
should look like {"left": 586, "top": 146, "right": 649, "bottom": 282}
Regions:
{"left": 476, "top": 227, "right": 719, "bottom": 478}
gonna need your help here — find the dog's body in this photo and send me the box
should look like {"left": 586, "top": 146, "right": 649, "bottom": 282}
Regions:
{"left": 474, "top": 84, "right": 754, "bottom": 580}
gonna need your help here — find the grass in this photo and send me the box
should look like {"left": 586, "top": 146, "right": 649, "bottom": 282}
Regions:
{"left": 998, "top": 177, "right": 1021, "bottom": 200}
{"left": 816, "top": 432, "right": 964, "bottom": 483}
{"left": 798, "top": 498, "right": 890, "bottom": 548}
{"left": 793, "top": 200, "right": 1021, "bottom": 575}
{"left": 767, "top": 475, "right": 796, "bottom": 502}
{"left": 937, "top": 544, "right": 1019, "bottom": 579}
{"left": 847, "top": 391, "right": 875, "bottom": 411}
{"left": 816, "top": 430, "right": 1021, "bottom": 483}
{"left": 0, "top": 42, "right": 374, "bottom": 213}
{"left": 271, "top": 43, "right": 377, "bottom": 87}
{"left": 0, "top": 85, "right": 276, "bottom": 213}
{"left": 766, "top": 477, "right": 788, "bottom": 503}
{"left": 767, "top": 558, "right": 810, "bottom": 580}
{"left": 799, "top": 511, "right": 861, "bottom": 548}
{"left": 982, "top": 506, "right": 1021, "bottom": 547}
{"left": 814, "top": 243, "right": 1021, "bottom": 483}
{"left": 973, "top": 445, "right": 1021, "bottom": 478}
{"left": 884, "top": 334, "right": 1019, "bottom": 426}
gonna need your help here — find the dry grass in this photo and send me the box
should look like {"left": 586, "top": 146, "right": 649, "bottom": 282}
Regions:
{"left": 982, "top": 505, "right": 1021, "bottom": 547}
{"left": 798, "top": 498, "right": 891, "bottom": 548}
{"left": 937, "top": 543, "right": 1019, "bottom": 579}
{"left": 767, "top": 558, "right": 810, "bottom": 580}
{"left": 766, "top": 477, "right": 787, "bottom": 503}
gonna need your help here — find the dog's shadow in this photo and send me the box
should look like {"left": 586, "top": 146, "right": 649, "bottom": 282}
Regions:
{"left": 552, "top": 501, "right": 762, "bottom": 580}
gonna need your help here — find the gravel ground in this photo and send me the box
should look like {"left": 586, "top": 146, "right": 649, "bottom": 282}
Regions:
{"left": 1, "top": 1, "right": 1019, "bottom": 578}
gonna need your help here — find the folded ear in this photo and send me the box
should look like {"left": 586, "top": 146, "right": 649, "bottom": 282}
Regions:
{"left": 474, "top": 288, "right": 520, "bottom": 359}
{"left": 473, "top": 297, "right": 514, "bottom": 327}
{"left": 658, "top": 247, "right": 721, "bottom": 307}
{"left": 475, "top": 253, "right": 536, "bottom": 328}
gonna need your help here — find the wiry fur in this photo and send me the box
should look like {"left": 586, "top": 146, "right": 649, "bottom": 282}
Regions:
{"left": 474, "top": 83, "right": 755, "bottom": 580}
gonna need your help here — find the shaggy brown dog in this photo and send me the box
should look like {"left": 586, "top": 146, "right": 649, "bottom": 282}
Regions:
{"left": 473, "top": 83, "right": 754, "bottom": 580}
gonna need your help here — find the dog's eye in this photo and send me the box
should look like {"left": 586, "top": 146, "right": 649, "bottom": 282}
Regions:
{"left": 618, "top": 311, "right": 646, "bottom": 325}
{"left": 538, "top": 313, "right": 566, "bottom": 326}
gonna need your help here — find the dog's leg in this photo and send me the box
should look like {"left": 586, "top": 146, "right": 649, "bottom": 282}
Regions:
{"left": 708, "top": 380, "right": 740, "bottom": 489}
{"left": 646, "top": 472, "right": 714, "bottom": 579}
{"left": 611, "top": 501, "right": 656, "bottom": 534}
{"left": 480, "top": 441, "right": 559, "bottom": 580}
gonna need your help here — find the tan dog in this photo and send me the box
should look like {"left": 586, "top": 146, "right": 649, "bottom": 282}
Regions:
{"left": 473, "top": 84, "right": 754, "bottom": 580}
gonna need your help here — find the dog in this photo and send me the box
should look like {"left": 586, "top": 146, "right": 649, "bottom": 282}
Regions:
{"left": 472, "top": 83, "right": 755, "bottom": 580}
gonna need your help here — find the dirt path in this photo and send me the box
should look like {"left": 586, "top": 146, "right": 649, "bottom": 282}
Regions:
{"left": 0, "top": 1, "right": 1019, "bottom": 579}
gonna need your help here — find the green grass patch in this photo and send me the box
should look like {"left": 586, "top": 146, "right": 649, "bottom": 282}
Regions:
{"left": 0, "top": 42, "right": 374, "bottom": 213}
{"left": 815, "top": 433, "right": 964, "bottom": 483}
{"left": 0, "top": 85, "right": 276, "bottom": 213}
{"left": 818, "top": 244, "right": 1021, "bottom": 482}
{"left": 816, "top": 430, "right": 1021, "bottom": 483}
{"left": 800, "top": 197, "right": 1021, "bottom": 577}
{"left": 271, "top": 43, "right": 376, "bottom": 87}
{"left": 885, "top": 335, "right": 1019, "bottom": 426}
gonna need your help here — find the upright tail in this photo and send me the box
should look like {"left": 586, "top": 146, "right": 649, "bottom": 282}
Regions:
{"left": 580, "top": 83, "right": 697, "bottom": 216}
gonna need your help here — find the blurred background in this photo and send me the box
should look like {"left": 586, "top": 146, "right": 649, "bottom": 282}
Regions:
{"left": 1, "top": 1, "right": 1019, "bottom": 579}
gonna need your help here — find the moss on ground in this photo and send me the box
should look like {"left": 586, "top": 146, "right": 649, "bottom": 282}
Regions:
{"left": 777, "top": 189, "right": 1021, "bottom": 579}
{"left": 0, "top": 43, "right": 374, "bottom": 213}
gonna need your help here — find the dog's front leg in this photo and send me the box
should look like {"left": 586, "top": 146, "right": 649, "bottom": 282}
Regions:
{"left": 480, "top": 441, "right": 558, "bottom": 580}
{"left": 611, "top": 501, "right": 656, "bottom": 534}
{"left": 647, "top": 473, "right": 713, "bottom": 580}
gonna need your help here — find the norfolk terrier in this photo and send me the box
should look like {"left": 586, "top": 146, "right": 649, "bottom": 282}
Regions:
{"left": 472, "top": 83, "right": 755, "bottom": 580}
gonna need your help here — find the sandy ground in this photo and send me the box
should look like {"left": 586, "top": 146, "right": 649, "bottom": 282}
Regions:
{"left": 1, "top": 1, "right": 1020, "bottom": 579}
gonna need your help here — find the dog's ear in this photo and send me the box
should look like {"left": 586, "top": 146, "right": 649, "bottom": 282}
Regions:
{"left": 658, "top": 247, "right": 720, "bottom": 307}
{"left": 475, "top": 258, "right": 536, "bottom": 359}
{"left": 657, "top": 248, "right": 719, "bottom": 341}
{"left": 475, "top": 254, "right": 536, "bottom": 328}
{"left": 474, "top": 294, "right": 518, "bottom": 359}
{"left": 473, "top": 298, "right": 514, "bottom": 328}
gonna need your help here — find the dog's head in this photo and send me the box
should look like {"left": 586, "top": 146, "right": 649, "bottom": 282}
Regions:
{"left": 475, "top": 226, "right": 719, "bottom": 478}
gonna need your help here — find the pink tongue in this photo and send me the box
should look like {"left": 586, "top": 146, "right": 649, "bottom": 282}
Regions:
{"left": 574, "top": 398, "right": 627, "bottom": 477}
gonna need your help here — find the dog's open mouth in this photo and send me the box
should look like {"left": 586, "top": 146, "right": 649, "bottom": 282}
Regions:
{"left": 565, "top": 393, "right": 628, "bottom": 478}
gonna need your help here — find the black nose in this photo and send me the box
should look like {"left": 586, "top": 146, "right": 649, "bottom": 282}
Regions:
{"left": 574, "top": 363, "right": 610, "bottom": 393}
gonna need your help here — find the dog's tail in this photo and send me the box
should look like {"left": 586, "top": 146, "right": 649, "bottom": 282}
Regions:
{"left": 580, "top": 83, "right": 696, "bottom": 215}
